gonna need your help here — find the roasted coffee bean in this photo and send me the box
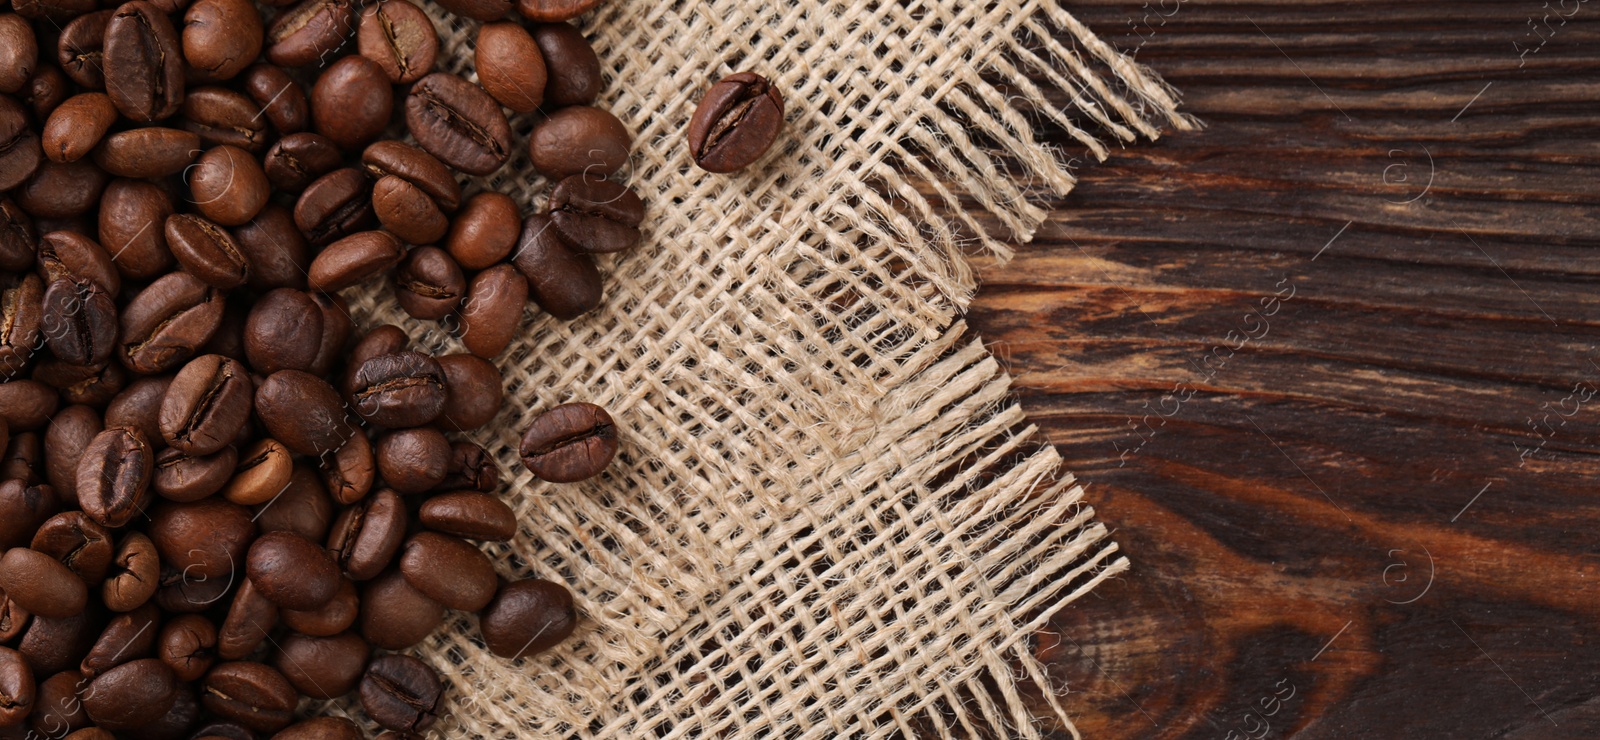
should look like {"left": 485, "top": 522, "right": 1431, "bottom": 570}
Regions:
{"left": 513, "top": 214, "right": 601, "bottom": 320}
{"left": 166, "top": 213, "right": 250, "bottom": 290}
{"left": 516, "top": 0, "right": 599, "bottom": 22}
{"left": 181, "top": 0, "right": 263, "bottom": 81}
{"left": 40, "top": 277, "right": 117, "bottom": 367}
{"left": 216, "top": 577, "right": 276, "bottom": 660}
{"left": 0, "top": 274, "right": 43, "bottom": 379}
{"left": 38, "top": 230, "right": 119, "bottom": 295}
{"left": 266, "top": 0, "right": 358, "bottom": 68}
{"left": 103, "top": 1, "right": 185, "bottom": 122}
{"left": 479, "top": 578, "right": 576, "bottom": 659}
{"left": 223, "top": 438, "right": 291, "bottom": 505}
{"left": 357, "top": 0, "right": 436, "bottom": 84}
{"left": 445, "top": 191, "right": 519, "bottom": 270}
{"left": 17, "top": 606, "right": 101, "bottom": 676}
{"left": 272, "top": 630, "right": 368, "bottom": 699}
{"left": 80, "top": 602, "right": 158, "bottom": 677}
{"left": 0, "top": 479, "right": 58, "bottom": 549}
{"left": 519, "top": 401, "right": 618, "bottom": 482}
{"left": 2, "top": 432, "right": 45, "bottom": 485}
{"left": 0, "top": 379, "right": 57, "bottom": 431}
{"left": 234, "top": 205, "right": 312, "bottom": 292}
{"left": 431, "top": 0, "right": 507, "bottom": 22}
{"left": 458, "top": 263, "right": 528, "bottom": 360}
{"left": 347, "top": 324, "right": 409, "bottom": 379}
{"left": 16, "top": 160, "right": 110, "bottom": 219}
{"left": 279, "top": 575, "right": 356, "bottom": 636}
{"left": 689, "top": 71, "right": 785, "bottom": 173}
{"left": 419, "top": 491, "right": 515, "bottom": 541}
{"left": 436, "top": 353, "right": 503, "bottom": 432}
{"left": 241, "top": 64, "right": 309, "bottom": 135}
{"left": 532, "top": 22, "right": 600, "bottom": 107}
{"left": 243, "top": 288, "right": 323, "bottom": 375}
{"left": 119, "top": 273, "right": 224, "bottom": 374}
{"left": 0, "top": 14, "right": 36, "bottom": 94}
{"left": 273, "top": 716, "right": 364, "bottom": 740}
{"left": 247, "top": 531, "right": 341, "bottom": 610}
{"left": 31, "top": 511, "right": 113, "bottom": 586}
{"left": 359, "top": 654, "right": 443, "bottom": 734}
{"left": 255, "top": 370, "right": 356, "bottom": 456}
{"left": 182, "top": 86, "right": 273, "bottom": 151}
{"left": 105, "top": 376, "right": 172, "bottom": 447}
{"left": 372, "top": 176, "right": 448, "bottom": 245}
{"left": 41, "top": 92, "right": 116, "bottom": 163}
{"left": 309, "top": 291, "right": 353, "bottom": 378}
{"left": 82, "top": 658, "right": 177, "bottom": 732}
{"left": 201, "top": 662, "right": 296, "bottom": 734}
{"left": 0, "top": 548, "right": 86, "bottom": 618}
{"left": 255, "top": 463, "right": 336, "bottom": 540}
{"left": 188, "top": 145, "right": 271, "bottom": 226}
{"left": 157, "top": 613, "right": 216, "bottom": 681}
{"left": 360, "top": 140, "right": 461, "bottom": 211}
{"left": 435, "top": 440, "right": 500, "bottom": 492}
{"left": 55, "top": 10, "right": 111, "bottom": 89}
{"left": 295, "top": 167, "right": 376, "bottom": 246}
{"left": 25, "top": 65, "right": 73, "bottom": 123}
{"left": 37, "top": 360, "right": 125, "bottom": 408}
{"left": 320, "top": 428, "right": 373, "bottom": 505}
{"left": 100, "top": 179, "right": 177, "bottom": 280}
{"left": 312, "top": 55, "right": 392, "bottom": 150}
{"left": 263, "top": 133, "right": 340, "bottom": 194}
{"left": 0, "top": 96, "right": 43, "bottom": 192}
{"left": 327, "top": 488, "right": 405, "bottom": 581}
{"left": 102, "top": 532, "right": 159, "bottom": 612}
{"left": 308, "top": 230, "right": 405, "bottom": 292}
{"left": 200, "top": 295, "right": 252, "bottom": 366}
{"left": 393, "top": 247, "right": 465, "bottom": 319}
{"left": 348, "top": 351, "right": 445, "bottom": 428}
{"left": 397, "top": 531, "right": 496, "bottom": 611}
{"left": 93, "top": 127, "right": 202, "bottom": 178}
{"left": 148, "top": 497, "right": 254, "bottom": 581}
{"left": 0, "top": 199, "right": 37, "bottom": 272}
{"left": 549, "top": 174, "right": 644, "bottom": 254}
{"left": 13, "top": 0, "right": 96, "bottom": 24}
{"left": 0, "top": 646, "right": 34, "bottom": 728}
{"left": 43, "top": 407, "right": 98, "bottom": 504}
{"left": 137, "top": 683, "right": 199, "bottom": 739}
{"left": 160, "top": 354, "right": 252, "bottom": 456}
{"left": 155, "top": 563, "right": 231, "bottom": 612}
{"left": 405, "top": 72, "right": 513, "bottom": 177}
{"left": 357, "top": 569, "right": 439, "bottom": 651}
{"left": 0, "top": 589, "right": 30, "bottom": 643}
{"left": 375, "top": 426, "right": 449, "bottom": 494}
{"left": 77, "top": 427, "right": 154, "bottom": 528}
{"left": 476, "top": 22, "right": 545, "bottom": 113}
{"left": 528, "top": 104, "right": 631, "bottom": 180}
{"left": 30, "top": 669, "right": 89, "bottom": 736}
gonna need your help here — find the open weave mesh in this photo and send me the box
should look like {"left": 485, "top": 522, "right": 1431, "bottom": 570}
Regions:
{"left": 332, "top": 0, "right": 1192, "bottom": 736}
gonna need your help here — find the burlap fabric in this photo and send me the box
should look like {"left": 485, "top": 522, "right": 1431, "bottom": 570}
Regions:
{"left": 336, "top": 0, "right": 1192, "bottom": 736}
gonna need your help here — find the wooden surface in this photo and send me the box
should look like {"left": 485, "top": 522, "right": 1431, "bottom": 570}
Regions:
{"left": 964, "top": 1, "right": 1600, "bottom": 737}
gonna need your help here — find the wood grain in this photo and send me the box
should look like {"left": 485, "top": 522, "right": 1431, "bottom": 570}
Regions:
{"left": 965, "top": 1, "right": 1600, "bottom": 737}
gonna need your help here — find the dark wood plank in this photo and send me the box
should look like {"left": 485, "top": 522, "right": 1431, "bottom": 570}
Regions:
{"left": 966, "top": 1, "right": 1600, "bottom": 736}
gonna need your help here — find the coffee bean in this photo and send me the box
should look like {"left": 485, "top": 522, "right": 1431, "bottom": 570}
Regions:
{"left": 320, "top": 427, "right": 373, "bottom": 505}
{"left": 513, "top": 214, "right": 602, "bottom": 320}
{"left": 40, "top": 276, "right": 117, "bottom": 368}
{"left": 348, "top": 351, "right": 445, "bottom": 428}
{"left": 166, "top": 213, "right": 250, "bottom": 290}
{"left": 520, "top": 402, "right": 618, "bottom": 482}
{"left": 375, "top": 426, "right": 449, "bottom": 493}
{"left": 0, "top": 199, "right": 37, "bottom": 272}
{"left": 105, "top": 376, "right": 172, "bottom": 448}
{"left": 458, "top": 263, "right": 528, "bottom": 360}
{"left": 0, "top": 95, "right": 42, "bottom": 192}
{"left": 241, "top": 64, "right": 309, "bottom": 135}
{"left": 255, "top": 369, "right": 356, "bottom": 456}
{"left": 393, "top": 246, "right": 465, "bottom": 319}
{"left": 255, "top": 463, "right": 336, "bottom": 540}
{"left": 0, "top": 589, "right": 32, "bottom": 645}
{"left": 0, "top": 379, "right": 57, "bottom": 431}
{"left": 55, "top": 10, "right": 111, "bottom": 90}
{"left": 188, "top": 145, "right": 271, "bottom": 226}
{"left": 446, "top": 191, "right": 520, "bottom": 270}
{"left": 182, "top": 86, "right": 274, "bottom": 152}
{"left": 24, "top": 66, "right": 72, "bottom": 124}
{"left": 157, "top": 613, "right": 216, "bottom": 681}
{"left": 327, "top": 488, "right": 405, "bottom": 581}
{"left": 347, "top": 325, "right": 409, "bottom": 380}
{"left": 308, "top": 230, "right": 405, "bottom": 292}
{"left": 532, "top": 22, "right": 600, "bottom": 107}
{"left": 92, "top": 127, "right": 202, "bottom": 178}
{"left": 199, "top": 299, "right": 251, "bottom": 365}
{"left": 119, "top": 272, "right": 225, "bottom": 374}
{"left": 80, "top": 601, "right": 159, "bottom": 678}
{"left": 357, "top": 0, "right": 437, "bottom": 84}
{"left": 549, "top": 173, "right": 644, "bottom": 254}
{"left": 419, "top": 491, "right": 515, "bottom": 541}
{"left": 244, "top": 288, "right": 324, "bottom": 375}
{"left": 82, "top": 658, "right": 178, "bottom": 732}
{"left": 18, "top": 606, "right": 101, "bottom": 676}
{"left": 357, "top": 569, "right": 440, "bottom": 652}
{"left": 0, "top": 274, "right": 43, "bottom": 380}
{"left": 309, "top": 293, "right": 352, "bottom": 379}
{"left": 223, "top": 438, "right": 292, "bottom": 505}
{"left": 279, "top": 575, "right": 356, "bottom": 636}
{"left": 431, "top": 0, "right": 508, "bottom": 22}
{"left": 100, "top": 179, "right": 177, "bottom": 281}
{"left": 273, "top": 716, "right": 364, "bottom": 740}
{"left": 200, "top": 662, "right": 296, "bottom": 734}
{"left": 405, "top": 72, "right": 513, "bottom": 177}
{"left": 102, "top": 532, "right": 159, "bottom": 612}
{"left": 37, "top": 359, "right": 125, "bottom": 408}
{"left": 38, "top": 229, "right": 119, "bottom": 295}
{"left": 215, "top": 577, "right": 276, "bottom": 660}
{"left": 373, "top": 176, "right": 450, "bottom": 245}
{"left": 247, "top": 530, "right": 341, "bottom": 610}
{"left": 528, "top": 104, "right": 632, "bottom": 180}
{"left": 41, "top": 92, "right": 116, "bottom": 164}
{"left": 360, "top": 140, "right": 462, "bottom": 211}
{"left": 517, "top": 0, "right": 599, "bottom": 22}
{"left": 0, "top": 548, "right": 86, "bottom": 618}
{"left": 103, "top": 1, "right": 185, "bottom": 122}
{"left": 160, "top": 354, "right": 252, "bottom": 456}
{"left": 476, "top": 22, "right": 545, "bottom": 113}
{"left": 435, "top": 353, "right": 503, "bottom": 432}
{"left": 0, "top": 646, "right": 34, "bottom": 728}
{"left": 688, "top": 71, "right": 785, "bottom": 173}
{"left": 479, "top": 578, "right": 576, "bottom": 659}
{"left": 272, "top": 630, "right": 368, "bottom": 699}
{"left": 31, "top": 511, "right": 113, "bottom": 586}
{"left": 233, "top": 204, "right": 311, "bottom": 292}
{"left": 13, "top": 0, "right": 96, "bottom": 23}
{"left": 295, "top": 167, "right": 376, "bottom": 246}
{"left": 359, "top": 654, "right": 443, "bottom": 734}
{"left": 312, "top": 54, "right": 393, "bottom": 150}
{"left": 0, "top": 14, "right": 36, "bottom": 94}
{"left": 1, "top": 432, "right": 44, "bottom": 486}
{"left": 16, "top": 160, "right": 110, "bottom": 219}
{"left": 397, "top": 531, "right": 496, "bottom": 611}
{"left": 265, "top": 132, "right": 343, "bottom": 194}
{"left": 266, "top": 0, "right": 358, "bottom": 68}
{"left": 76, "top": 427, "right": 154, "bottom": 528}
{"left": 30, "top": 668, "right": 88, "bottom": 736}
{"left": 181, "top": 0, "right": 263, "bottom": 82}
{"left": 435, "top": 440, "right": 500, "bottom": 493}
{"left": 0, "top": 479, "right": 58, "bottom": 549}
{"left": 154, "top": 563, "right": 231, "bottom": 613}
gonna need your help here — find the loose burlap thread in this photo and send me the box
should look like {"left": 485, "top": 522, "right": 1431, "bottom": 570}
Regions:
{"left": 335, "top": 0, "right": 1193, "bottom": 736}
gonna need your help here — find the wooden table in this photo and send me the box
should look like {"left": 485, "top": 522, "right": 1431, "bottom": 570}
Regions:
{"left": 965, "top": 1, "right": 1600, "bottom": 737}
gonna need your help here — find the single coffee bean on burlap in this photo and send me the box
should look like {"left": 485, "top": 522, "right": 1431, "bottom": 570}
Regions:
{"left": 102, "top": 532, "right": 159, "bottom": 612}
{"left": 79, "top": 602, "right": 159, "bottom": 678}
{"left": 165, "top": 213, "right": 250, "bottom": 290}
{"left": 435, "top": 440, "right": 500, "bottom": 493}
{"left": 479, "top": 578, "right": 577, "bottom": 659}
{"left": 0, "top": 548, "right": 86, "bottom": 618}
{"left": 255, "top": 370, "right": 356, "bottom": 456}
{"left": 296, "top": 168, "right": 377, "bottom": 247}
{"left": 216, "top": 577, "right": 277, "bottom": 660}
{"left": 273, "top": 716, "right": 364, "bottom": 740}
{"left": 688, "top": 71, "right": 786, "bottom": 173}
{"left": 280, "top": 575, "right": 357, "bottom": 636}
{"left": 247, "top": 531, "right": 342, "bottom": 610}
{"left": 93, "top": 127, "right": 201, "bottom": 178}
{"left": 308, "top": 230, "right": 404, "bottom": 292}
{"left": 358, "top": 568, "right": 442, "bottom": 649}
{"left": 265, "top": 132, "right": 343, "bottom": 194}
{"left": 548, "top": 174, "right": 644, "bottom": 254}
{"left": 532, "top": 22, "right": 601, "bottom": 107}
{"left": 520, "top": 401, "right": 619, "bottom": 482}
{"left": 327, "top": 488, "right": 406, "bottom": 581}
{"left": 55, "top": 10, "right": 111, "bottom": 90}
{"left": 0, "top": 96, "right": 42, "bottom": 191}
{"left": 359, "top": 654, "right": 443, "bottom": 734}
{"left": 357, "top": 0, "right": 437, "bottom": 84}
{"left": 99, "top": 179, "right": 176, "bottom": 280}
{"left": 446, "top": 191, "right": 520, "bottom": 270}
{"left": 458, "top": 264, "right": 528, "bottom": 360}
{"left": 435, "top": 353, "right": 503, "bottom": 432}
{"left": 266, "top": 0, "right": 358, "bottom": 68}
{"left": 375, "top": 426, "right": 450, "bottom": 494}
{"left": 103, "top": 1, "right": 184, "bottom": 121}
{"left": 200, "top": 661, "right": 297, "bottom": 734}
{"left": 181, "top": 0, "right": 262, "bottom": 81}
{"left": 118, "top": 272, "right": 224, "bottom": 374}
{"left": 81, "top": 658, "right": 177, "bottom": 732}
{"left": 419, "top": 491, "right": 515, "bottom": 542}
{"left": 393, "top": 247, "right": 465, "bottom": 319}
{"left": 160, "top": 354, "right": 252, "bottom": 456}
{"left": 0, "top": 14, "right": 36, "bottom": 94}
{"left": 528, "top": 105, "right": 632, "bottom": 180}
{"left": 272, "top": 630, "right": 369, "bottom": 699}
{"left": 234, "top": 204, "right": 311, "bottom": 291}
{"left": 31, "top": 511, "right": 113, "bottom": 585}
{"left": 513, "top": 214, "right": 602, "bottom": 321}
{"left": 40, "top": 276, "right": 116, "bottom": 367}
{"left": 349, "top": 351, "right": 446, "bottom": 428}
{"left": 476, "top": 22, "right": 546, "bottom": 113}
{"left": 41, "top": 92, "right": 116, "bottom": 163}
{"left": 243, "top": 288, "right": 324, "bottom": 375}
{"left": 157, "top": 613, "right": 217, "bottom": 682}
{"left": 222, "top": 438, "right": 292, "bottom": 505}
{"left": 312, "top": 55, "right": 393, "bottom": 151}
{"left": 241, "top": 64, "right": 309, "bottom": 134}
{"left": 256, "top": 463, "right": 337, "bottom": 540}
{"left": 76, "top": 427, "right": 153, "bottom": 529}
{"left": 405, "top": 72, "right": 513, "bottom": 176}
{"left": 188, "top": 145, "right": 270, "bottom": 226}
{"left": 0, "top": 479, "right": 57, "bottom": 549}
{"left": 147, "top": 497, "right": 254, "bottom": 582}
{"left": 516, "top": 0, "right": 600, "bottom": 22}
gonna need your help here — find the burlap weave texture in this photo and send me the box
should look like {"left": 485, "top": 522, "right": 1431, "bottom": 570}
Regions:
{"left": 337, "top": 0, "right": 1192, "bottom": 736}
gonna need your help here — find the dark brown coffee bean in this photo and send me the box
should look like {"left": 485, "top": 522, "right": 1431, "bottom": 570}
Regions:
{"left": 357, "top": 0, "right": 436, "bottom": 84}
{"left": 327, "top": 488, "right": 405, "bottom": 581}
{"left": 77, "top": 427, "right": 154, "bottom": 528}
{"left": 445, "top": 191, "right": 519, "bottom": 270}
{"left": 36, "top": 359, "right": 125, "bottom": 408}
{"left": 102, "top": 532, "right": 159, "bottom": 612}
{"left": 432, "top": 0, "right": 507, "bottom": 22}
{"left": 25, "top": 65, "right": 72, "bottom": 123}
{"left": 241, "top": 64, "right": 309, "bottom": 135}
{"left": 40, "top": 276, "right": 117, "bottom": 367}
{"left": 512, "top": 214, "right": 601, "bottom": 320}
{"left": 13, "top": 0, "right": 96, "bottom": 23}
{"left": 0, "top": 548, "right": 86, "bottom": 618}
{"left": 419, "top": 491, "right": 514, "bottom": 541}
{"left": 0, "top": 479, "right": 58, "bottom": 549}
{"left": 294, "top": 167, "right": 375, "bottom": 246}
{"left": 16, "top": 160, "right": 110, "bottom": 219}
{"left": 519, "top": 401, "right": 617, "bottom": 482}
{"left": 132, "top": 681, "right": 199, "bottom": 739}
{"left": 154, "top": 563, "right": 230, "bottom": 612}
{"left": 0, "top": 274, "right": 42, "bottom": 380}
{"left": 264, "top": 132, "right": 340, "bottom": 195}
{"left": 243, "top": 288, "right": 323, "bottom": 375}
{"left": 360, "top": 140, "right": 461, "bottom": 211}
{"left": 119, "top": 273, "right": 224, "bottom": 374}
{"left": 435, "top": 440, "right": 500, "bottom": 492}
{"left": 479, "top": 578, "right": 575, "bottom": 659}
{"left": 266, "top": 0, "right": 357, "bottom": 68}
{"left": 356, "top": 568, "right": 439, "bottom": 650}
{"left": 436, "top": 353, "right": 503, "bottom": 432}
{"left": 254, "top": 463, "right": 335, "bottom": 540}
{"left": 405, "top": 72, "right": 512, "bottom": 177}
{"left": 392, "top": 246, "right": 464, "bottom": 319}
{"left": 458, "top": 263, "right": 528, "bottom": 359}
{"left": 528, "top": 104, "right": 631, "bottom": 180}
{"left": 375, "top": 426, "right": 449, "bottom": 494}
{"left": 18, "top": 605, "right": 101, "bottom": 676}
{"left": 359, "top": 654, "right": 442, "bottom": 734}
{"left": 181, "top": 85, "right": 274, "bottom": 150}
{"left": 201, "top": 662, "right": 296, "bottom": 733}
{"left": 347, "top": 324, "right": 408, "bottom": 379}
{"left": 549, "top": 173, "right": 644, "bottom": 254}
{"left": 148, "top": 497, "right": 254, "bottom": 581}
{"left": 105, "top": 376, "right": 171, "bottom": 447}
{"left": 215, "top": 577, "right": 276, "bottom": 660}
{"left": 0, "top": 379, "right": 57, "bottom": 431}
{"left": 160, "top": 354, "right": 251, "bottom": 456}
{"left": 348, "top": 351, "right": 445, "bottom": 428}
{"left": 100, "top": 179, "right": 177, "bottom": 281}
{"left": 311, "top": 55, "right": 392, "bottom": 151}
{"left": 689, "top": 71, "right": 785, "bottom": 173}
{"left": 272, "top": 630, "right": 367, "bottom": 699}
{"left": 223, "top": 438, "right": 291, "bottom": 506}
{"left": 397, "top": 531, "right": 495, "bottom": 611}
{"left": 0, "top": 646, "right": 34, "bottom": 728}
{"left": 55, "top": 10, "right": 110, "bottom": 89}
{"left": 234, "top": 205, "right": 311, "bottom": 292}
{"left": 0, "top": 96, "right": 42, "bottom": 192}
{"left": 41, "top": 92, "right": 116, "bottom": 163}
{"left": 30, "top": 669, "right": 89, "bottom": 736}
{"left": 43, "top": 409, "right": 97, "bottom": 504}
{"left": 369, "top": 176, "right": 445, "bottom": 245}
{"left": 476, "top": 22, "right": 544, "bottom": 113}
{"left": 188, "top": 145, "right": 270, "bottom": 226}
{"left": 0, "top": 199, "right": 36, "bottom": 272}
{"left": 532, "top": 22, "right": 599, "bottom": 107}
{"left": 182, "top": 0, "right": 262, "bottom": 81}
{"left": 93, "top": 127, "right": 201, "bottom": 178}
{"left": 80, "top": 602, "right": 158, "bottom": 678}
{"left": 279, "top": 575, "right": 356, "bottom": 636}
{"left": 38, "top": 230, "right": 118, "bottom": 295}
{"left": 246, "top": 531, "right": 341, "bottom": 610}
{"left": 31, "top": 511, "right": 113, "bottom": 586}
{"left": 255, "top": 370, "right": 357, "bottom": 456}
{"left": 273, "top": 716, "right": 364, "bottom": 740}
{"left": 0, "top": 589, "right": 32, "bottom": 645}
{"left": 157, "top": 613, "right": 216, "bottom": 681}
{"left": 309, "top": 230, "right": 405, "bottom": 292}
{"left": 1, "top": 431, "right": 44, "bottom": 486}
{"left": 166, "top": 213, "right": 250, "bottom": 290}
{"left": 0, "top": 14, "right": 36, "bottom": 94}
{"left": 82, "top": 658, "right": 177, "bottom": 732}
{"left": 189, "top": 722, "right": 255, "bottom": 740}
{"left": 516, "top": 0, "right": 598, "bottom": 22}
{"left": 104, "top": 1, "right": 185, "bottom": 121}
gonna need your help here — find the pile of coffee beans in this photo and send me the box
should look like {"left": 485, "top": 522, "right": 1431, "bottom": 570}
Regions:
{"left": 0, "top": 0, "right": 656, "bottom": 734}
